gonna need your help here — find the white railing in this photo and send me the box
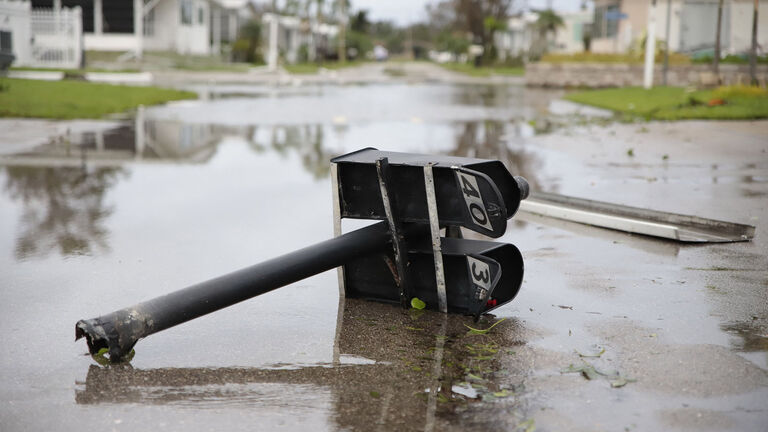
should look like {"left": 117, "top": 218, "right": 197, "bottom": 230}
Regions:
{"left": 30, "top": 7, "right": 82, "bottom": 68}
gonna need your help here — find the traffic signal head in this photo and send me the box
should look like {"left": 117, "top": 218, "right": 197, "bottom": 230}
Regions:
{"left": 331, "top": 148, "right": 528, "bottom": 318}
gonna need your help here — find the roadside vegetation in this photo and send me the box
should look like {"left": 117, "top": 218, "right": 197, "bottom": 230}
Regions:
{"left": 565, "top": 85, "right": 768, "bottom": 120}
{"left": 540, "top": 52, "right": 691, "bottom": 65}
{"left": 692, "top": 54, "right": 768, "bottom": 65}
{"left": 0, "top": 78, "right": 196, "bottom": 119}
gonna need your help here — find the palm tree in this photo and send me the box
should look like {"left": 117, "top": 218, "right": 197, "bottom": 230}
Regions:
{"left": 330, "top": 0, "right": 350, "bottom": 62}
{"left": 239, "top": 20, "right": 262, "bottom": 63}
{"left": 535, "top": 9, "right": 564, "bottom": 55}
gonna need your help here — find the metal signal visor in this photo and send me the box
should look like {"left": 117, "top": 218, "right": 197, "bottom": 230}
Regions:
{"left": 331, "top": 148, "right": 528, "bottom": 318}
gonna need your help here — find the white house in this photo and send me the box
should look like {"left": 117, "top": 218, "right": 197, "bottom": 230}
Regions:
{"left": 495, "top": 11, "right": 537, "bottom": 60}
{"left": 1, "top": 0, "right": 83, "bottom": 68}
{"left": 592, "top": 0, "right": 768, "bottom": 55}
{"left": 0, "top": 0, "right": 33, "bottom": 65}
{"left": 552, "top": 9, "right": 593, "bottom": 54}
{"left": 262, "top": 12, "right": 338, "bottom": 69}
{"left": 495, "top": 9, "right": 593, "bottom": 60}
{"left": 30, "top": 0, "right": 248, "bottom": 57}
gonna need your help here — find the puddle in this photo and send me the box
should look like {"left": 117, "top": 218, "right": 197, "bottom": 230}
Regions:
{"left": 74, "top": 299, "right": 527, "bottom": 431}
{"left": 1, "top": 82, "right": 766, "bottom": 431}
{"left": 0, "top": 113, "right": 552, "bottom": 263}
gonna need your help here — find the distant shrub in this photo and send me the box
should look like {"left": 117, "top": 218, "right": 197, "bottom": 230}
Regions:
{"left": 692, "top": 54, "right": 768, "bottom": 64}
{"left": 540, "top": 52, "right": 690, "bottom": 65}
{"left": 712, "top": 84, "right": 768, "bottom": 100}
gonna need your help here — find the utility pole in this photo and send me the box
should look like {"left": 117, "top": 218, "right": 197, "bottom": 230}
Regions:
{"left": 133, "top": 0, "right": 143, "bottom": 60}
{"left": 663, "top": 0, "right": 672, "bottom": 86}
{"left": 643, "top": 0, "right": 657, "bottom": 89}
{"left": 750, "top": 0, "right": 759, "bottom": 85}
{"left": 337, "top": 0, "right": 346, "bottom": 63}
{"left": 714, "top": 0, "right": 723, "bottom": 79}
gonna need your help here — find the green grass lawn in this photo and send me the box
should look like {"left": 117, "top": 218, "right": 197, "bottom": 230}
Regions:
{"left": 11, "top": 66, "right": 142, "bottom": 74}
{"left": 438, "top": 62, "right": 525, "bottom": 77}
{"left": 565, "top": 86, "right": 768, "bottom": 120}
{"left": 0, "top": 78, "right": 197, "bottom": 119}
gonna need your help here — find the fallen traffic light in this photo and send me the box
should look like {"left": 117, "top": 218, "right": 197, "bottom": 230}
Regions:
{"left": 76, "top": 148, "right": 529, "bottom": 362}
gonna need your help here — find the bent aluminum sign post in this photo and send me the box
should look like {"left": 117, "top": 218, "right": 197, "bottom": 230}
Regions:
{"left": 76, "top": 148, "right": 530, "bottom": 362}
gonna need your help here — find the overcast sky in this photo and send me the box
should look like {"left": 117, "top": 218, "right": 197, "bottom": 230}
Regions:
{"left": 351, "top": 0, "right": 590, "bottom": 26}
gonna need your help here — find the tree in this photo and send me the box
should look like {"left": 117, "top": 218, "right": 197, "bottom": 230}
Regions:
{"left": 237, "top": 19, "right": 263, "bottom": 63}
{"left": 455, "top": 0, "right": 513, "bottom": 65}
{"left": 535, "top": 9, "right": 564, "bottom": 55}
{"left": 330, "top": 0, "right": 350, "bottom": 62}
{"left": 350, "top": 10, "right": 370, "bottom": 33}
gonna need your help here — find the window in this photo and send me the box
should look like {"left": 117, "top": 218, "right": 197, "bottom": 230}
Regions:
{"left": 198, "top": 7, "right": 204, "bottom": 25}
{"left": 181, "top": 0, "right": 193, "bottom": 25}
{"left": 593, "top": 3, "right": 620, "bottom": 38}
{"left": 0, "top": 31, "right": 11, "bottom": 53}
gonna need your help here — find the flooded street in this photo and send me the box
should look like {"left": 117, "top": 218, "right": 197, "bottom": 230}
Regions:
{"left": 1, "top": 81, "right": 767, "bottom": 431}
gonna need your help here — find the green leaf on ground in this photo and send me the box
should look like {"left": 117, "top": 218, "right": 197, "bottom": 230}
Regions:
{"left": 467, "top": 373, "right": 485, "bottom": 382}
{"left": 465, "top": 318, "right": 507, "bottom": 335}
{"left": 410, "top": 297, "right": 426, "bottom": 310}
{"left": 576, "top": 347, "right": 606, "bottom": 358}
{"left": 515, "top": 418, "right": 536, "bottom": 432}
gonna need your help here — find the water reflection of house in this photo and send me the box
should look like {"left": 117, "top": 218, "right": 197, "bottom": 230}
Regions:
{"left": 0, "top": 117, "right": 245, "bottom": 168}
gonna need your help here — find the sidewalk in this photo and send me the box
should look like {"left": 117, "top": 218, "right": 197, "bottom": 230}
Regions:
{"left": 150, "top": 62, "right": 526, "bottom": 86}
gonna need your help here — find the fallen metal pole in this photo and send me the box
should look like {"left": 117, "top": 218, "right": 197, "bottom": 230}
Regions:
{"left": 520, "top": 192, "right": 755, "bottom": 243}
{"left": 76, "top": 222, "right": 393, "bottom": 362}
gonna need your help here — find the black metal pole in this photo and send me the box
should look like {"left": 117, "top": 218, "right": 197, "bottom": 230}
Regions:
{"left": 76, "top": 222, "right": 393, "bottom": 361}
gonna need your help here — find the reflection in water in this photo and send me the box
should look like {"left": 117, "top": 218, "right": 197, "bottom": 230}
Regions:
{"left": 721, "top": 321, "right": 768, "bottom": 353}
{"left": 0, "top": 117, "right": 340, "bottom": 260}
{"left": 268, "top": 125, "right": 333, "bottom": 180}
{"left": 1, "top": 114, "right": 549, "bottom": 262}
{"left": 76, "top": 299, "right": 528, "bottom": 431}
{"left": 3, "top": 166, "right": 125, "bottom": 259}
{"left": 451, "top": 85, "right": 563, "bottom": 117}
{"left": 450, "top": 120, "right": 543, "bottom": 193}
{"left": 517, "top": 212, "right": 682, "bottom": 257}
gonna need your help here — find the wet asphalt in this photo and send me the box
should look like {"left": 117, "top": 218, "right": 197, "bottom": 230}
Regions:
{"left": 0, "top": 70, "right": 766, "bottom": 431}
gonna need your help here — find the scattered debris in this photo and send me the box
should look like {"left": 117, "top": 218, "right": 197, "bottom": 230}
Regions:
{"left": 515, "top": 418, "right": 536, "bottom": 432}
{"left": 410, "top": 297, "right": 426, "bottom": 310}
{"left": 576, "top": 347, "right": 606, "bottom": 358}
{"left": 561, "top": 360, "right": 635, "bottom": 387}
{"left": 465, "top": 318, "right": 507, "bottom": 335}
